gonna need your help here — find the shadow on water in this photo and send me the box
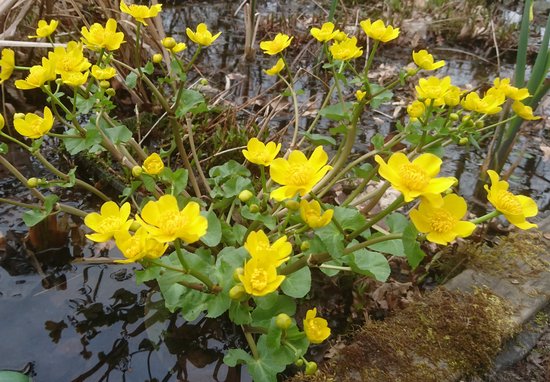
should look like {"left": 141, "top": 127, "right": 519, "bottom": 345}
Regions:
{"left": 0, "top": 1, "right": 548, "bottom": 381}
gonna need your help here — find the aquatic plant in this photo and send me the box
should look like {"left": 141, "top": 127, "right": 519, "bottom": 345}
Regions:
{"left": 0, "top": 3, "right": 542, "bottom": 381}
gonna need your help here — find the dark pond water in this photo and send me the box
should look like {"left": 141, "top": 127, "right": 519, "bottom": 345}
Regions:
{"left": 1, "top": 1, "right": 548, "bottom": 381}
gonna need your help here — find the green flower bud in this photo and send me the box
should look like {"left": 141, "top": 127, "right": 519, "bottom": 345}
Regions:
{"left": 132, "top": 166, "right": 143, "bottom": 177}
{"left": 199, "top": 78, "right": 209, "bottom": 86}
{"left": 458, "top": 137, "right": 469, "bottom": 145}
{"left": 27, "top": 177, "right": 39, "bottom": 188}
{"left": 162, "top": 37, "right": 177, "bottom": 49}
{"left": 249, "top": 204, "right": 260, "bottom": 213}
{"left": 406, "top": 67, "right": 418, "bottom": 76}
{"left": 275, "top": 313, "right": 292, "bottom": 330}
{"left": 300, "top": 241, "right": 310, "bottom": 251}
{"left": 475, "top": 120, "right": 484, "bottom": 129}
{"left": 99, "top": 80, "right": 110, "bottom": 89}
{"left": 462, "top": 115, "right": 471, "bottom": 123}
{"left": 295, "top": 359, "right": 304, "bottom": 367}
{"left": 152, "top": 53, "right": 163, "bottom": 64}
{"left": 14, "top": 113, "right": 25, "bottom": 120}
{"left": 305, "top": 362, "right": 318, "bottom": 375}
{"left": 106, "top": 88, "right": 116, "bottom": 97}
{"left": 238, "top": 190, "right": 253, "bottom": 202}
{"left": 449, "top": 112, "right": 459, "bottom": 121}
{"left": 233, "top": 267, "right": 244, "bottom": 282}
{"left": 129, "top": 221, "right": 141, "bottom": 231}
{"left": 229, "top": 284, "right": 246, "bottom": 300}
{"left": 285, "top": 200, "right": 300, "bottom": 211}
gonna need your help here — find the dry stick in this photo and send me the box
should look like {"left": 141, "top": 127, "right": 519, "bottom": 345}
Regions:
{"left": 185, "top": 117, "right": 211, "bottom": 194}
{"left": 490, "top": 18, "right": 501, "bottom": 77}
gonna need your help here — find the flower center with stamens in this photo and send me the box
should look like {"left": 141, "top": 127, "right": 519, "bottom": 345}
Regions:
{"left": 99, "top": 216, "right": 122, "bottom": 233}
{"left": 429, "top": 209, "right": 455, "bottom": 233}
{"left": 495, "top": 190, "right": 522, "bottom": 215}
{"left": 399, "top": 163, "right": 429, "bottom": 191}
{"left": 290, "top": 164, "right": 311, "bottom": 186}
{"left": 160, "top": 212, "right": 186, "bottom": 236}
{"left": 250, "top": 268, "right": 268, "bottom": 292}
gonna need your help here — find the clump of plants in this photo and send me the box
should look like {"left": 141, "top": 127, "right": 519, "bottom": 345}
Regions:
{"left": 0, "top": 1, "right": 545, "bottom": 381}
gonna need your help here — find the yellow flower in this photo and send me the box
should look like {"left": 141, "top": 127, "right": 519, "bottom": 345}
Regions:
{"left": 355, "top": 90, "right": 366, "bottom": 101}
{"left": 407, "top": 100, "right": 426, "bottom": 118}
{"left": 410, "top": 194, "right": 476, "bottom": 245}
{"left": 244, "top": 230, "right": 291, "bottom": 266}
{"left": 374, "top": 152, "right": 456, "bottom": 202}
{"left": 238, "top": 257, "right": 285, "bottom": 297}
{"left": 186, "top": 23, "right": 222, "bottom": 47}
{"left": 15, "top": 57, "right": 56, "bottom": 90}
{"left": 512, "top": 101, "right": 541, "bottom": 120}
{"left": 300, "top": 199, "right": 333, "bottom": 229}
{"left": 81, "top": 18, "right": 125, "bottom": 51}
{"left": 484, "top": 170, "right": 538, "bottom": 229}
{"left": 242, "top": 137, "right": 281, "bottom": 166}
{"left": 91, "top": 65, "right": 117, "bottom": 80}
{"left": 171, "top": 42, "right": 187, "bottom": 53}
{"left": 329, "top": 36, "right": 363, "bottom": 61}
{"left": 270, "top": 146, "right": 332, "bottom": 201}
{"left": 415, "top": 76, "right": 452, "bottom": 105}
{"left": 360, "top": 19, "right": 400, "bottom": 43}
{"left": 333, "top": 31, "right": 348, "bottom": 42}
{"left": 492, "top": 78, "right": 530, "bottom": 101}
{"left": 412, "top": 50, "right": 445, "bottom": 71}
{"left": 28, "top": 19, "right": 59, "bottom": 39}
{"left": 84, "top": 201, "right": 134, "bottom": 242}
{"left": 260, "top": 33, "right": 293, "bottom": 55}
{"left": 443, "top": 85, "right": 462, "bottom": 107}
{"left": 310, "top": 22, "right": 338, "bottom": 42}
{"left": 461, "top": 91, "right": 505, "bottom": 115}
{"left": 114, "top": 227, "right": 167, "bottom": 263}
{"left": 0, "top": 48, "right": 15, "bottom": 83}
{"left": 264, "top": 58, "right": 285, "bottom": 76}
{"left": 303, "top": 308, "right": 331, "bottom": 344}
{"left": 60, "top": 70, "right": 89, "bottom": 87}
{"left": 13, "top": 106, "right": 54, "bottom": 139}
{"left": 49, "top": 41, "right": 91, "bottom": 77}
{"left": 136, "top": 195, "right": 208, "bottom": 243}
{"left": 0, "top": 113, "right": 4, "bottom": 130}
{"left": 142, "top": 152, "right": 164, "bottom": 175}
{"left": 120, "top": 1, "right": 162, "bottom": 26}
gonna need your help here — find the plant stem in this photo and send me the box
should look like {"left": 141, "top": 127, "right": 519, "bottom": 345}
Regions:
{"left": 349, "top": 194, "right": 405, "bottom": 240}
{"left": 470, "top": 210, "right": 500, "bottom": 224}
{"left": 242, "top": 325, "right": 259, "bottom": 359}
{"left": 174, "top": 240, "right": 214, "bottom": 290}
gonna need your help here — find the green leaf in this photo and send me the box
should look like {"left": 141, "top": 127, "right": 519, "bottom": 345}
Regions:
{"left": 386, "top": 213, "right": 409, "bottom": 233}
{"left": 246, "top": 357, "right": 284, "bottom": 382}
{"left": 371, "top": 133, "right": 385, "bottom": 150}
{"left": 368, "top": 235, "right": 405, "bottom": 257}
{"left": 141, "top": 174, "right": 157, "bottom": 193}
{"left": 209, "top": 160, "right": 250, "bottom": 179}
{"left": 333, "top": 206, "right": 367, "bottom": 231}
{"left": 103, "top": 124, "right": 132, "bottom": 144}
{"left": 313, "top": 224, "right": 345, "bottom": 259}
{"left": 142, "top": 61, "right": 155, "bottom": 75}
{"left": 224, "top": 348, "right": 254, "bottom": 367}
{"left": 175, "top": 89, "right": 207, "bottom": 117}
{"left": 319, "top": 102, "right": 354, "bottom": 121}
{"left": 63, "top": 126, "right": 103, "bottom": 155}
{"left": 403, "top": 223, "right": 425, "bottom": 268}
{"left": 0, "top": 371, "right": 31, "bottom": 382}
{"left": 75, "top": 93, "right": 96, "bottom": 114}
{"left": 135, "top": 264, "right": 161, "bottom": 284}
{"left": 347, "top": 248, "right": 390, "bottom": 281}
{"left": 201, "top": 210, "right": 222, "bottom": 247}
{"left": 370, "top": 84, "right": 393, "bottom": 109}
{"left": 0, "top": 143, "right": 7, "bottom": 154}
{"left": 229, "top": 300, "right": 252, "bottom": 324}
{"left": 22, "top": 195, "right": 59, "bottom": 227}
{"left": 281, "top": 265, "right": 311, "bottom": 298}
{"left": 301, "top": 132, "right": 336, "bottom": 146}
{"left": 251, "top": 294, "right": 296, "bottom": 322}
{"left": 240, "top": 205, "right": 277, "bottom": 230}
{"left": 353, "top": 163, "right": 373, "bottom": 179}
{"left": 221, "top": 222, "right": 247, "bottom": 246}
{"left": 161, "top": 168, "right": 188, "bottom": 196}
{"left": 125, "top": 71, "right": 138, "bottom": 89}
{"left": 206, "top": 292, "right": 231, "bottom": 318}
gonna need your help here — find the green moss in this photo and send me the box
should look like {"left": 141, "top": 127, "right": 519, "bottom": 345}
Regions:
{"left": 290, "top": 288, "right": 516, "bottom": 382}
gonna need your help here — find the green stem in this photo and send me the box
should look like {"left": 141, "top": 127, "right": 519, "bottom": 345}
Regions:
{"left": 185, "top": 46, "right": 202, "bottom": 72}
{"left": 349, "top": 195, "right": 405, "bottom": 240}
{"left": 278, "top": 74, "right": 300, "bottom": 149}
{"left": 242, "top": 325, "right": 259, "bottom": 359}
{"left": 174, "top": 240, "right": 214, "bottom": 290}
{"left": 470, "top": 210, "right": 500, "bottom": 224}
{"left": 259, "top": 165, "right": 268, "bottom": 210}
